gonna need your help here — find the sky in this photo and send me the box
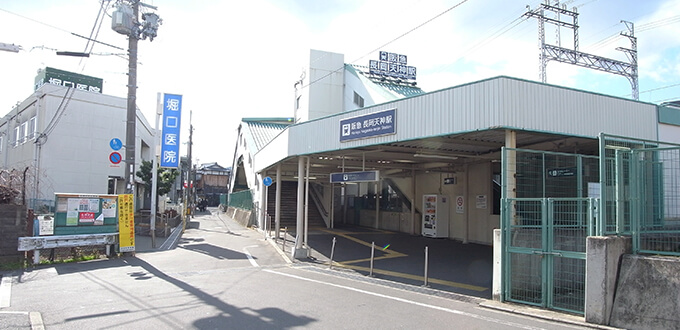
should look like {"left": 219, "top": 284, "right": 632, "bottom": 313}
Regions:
{"left": 0, "top": 0, "right": 679, "bottom": 169}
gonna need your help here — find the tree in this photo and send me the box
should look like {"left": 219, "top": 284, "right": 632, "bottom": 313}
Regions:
{"left": 136, "top": 160, "right": 180, "bottom": 211}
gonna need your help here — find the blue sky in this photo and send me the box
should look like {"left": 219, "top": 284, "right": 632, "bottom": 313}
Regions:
{"left": 0, "top": 0, "right": 678, "bottom": 167}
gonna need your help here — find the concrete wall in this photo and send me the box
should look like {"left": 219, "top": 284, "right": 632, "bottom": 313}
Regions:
{"left": 0, "top": 205, "right": 27, "bottom": 265}
{"left": 584, "top": 236, "right": 631, "bottom": 325}
{"left": 609, "top": 255, "right": 680, "bottom": 329}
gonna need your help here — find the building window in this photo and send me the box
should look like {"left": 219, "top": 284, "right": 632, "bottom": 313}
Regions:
{"left": 19, "top": 122, "right": 27, "bottom": 144}
{"left": 13, "top": 126, "right": 19, "bottom": 146}
{"left": 0, "top": 136, "right": 3, "bottom": 153}
{"left": 28, "top": 116, "right": 36, "bottom": 140}
{"left": 353, "top": 92, "right": 364, "bottom": 108}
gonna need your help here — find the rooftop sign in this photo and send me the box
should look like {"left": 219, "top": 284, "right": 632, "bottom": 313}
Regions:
{"left": 369, "top": 51, "right": 416, "bottom": 80}
{"left": 34, "top": 67, "right": 103, "bottom": 93}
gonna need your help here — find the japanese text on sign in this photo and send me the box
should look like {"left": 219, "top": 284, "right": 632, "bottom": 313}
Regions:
{"left": 160, "top": 93, "right": 183, "bottom": 168}
{"left": 118, "top": 194, "right": 135, "bottom": 252}
{"left": 340, "top": 109, "right": 396, "bottom": 142}
{"left": 368, "top": 51, "right": 416, "bottom": 80}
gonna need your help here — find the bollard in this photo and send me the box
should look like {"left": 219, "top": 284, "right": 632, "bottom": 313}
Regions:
{"left": 282, "top": 227, "right": 288, "bottom": 253}
{"left": 423, "top": 246, "right": 429, "bottom": 287}
{"left": 369, "top": 241, "right": 375, "bottom": 277}
{"left": 329, "top": 237, "right": 337, "bottom": 269}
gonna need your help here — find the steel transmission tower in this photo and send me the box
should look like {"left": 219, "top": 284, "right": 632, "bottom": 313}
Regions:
{"left": 525, "top": 1, "right": 639, "bottom": 100}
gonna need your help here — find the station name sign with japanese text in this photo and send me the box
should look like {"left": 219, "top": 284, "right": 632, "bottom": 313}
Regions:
{"left": 340, "top": 109, "right": 396, "bottom": 142}
{"left": 369, "top": 51, "right": 416, "bottom": 80}
{"left": 330, "top": 170, "right": 380, "bottom": 183}
{"left": 160, "top": 93, "right": 182, "bottom": 168}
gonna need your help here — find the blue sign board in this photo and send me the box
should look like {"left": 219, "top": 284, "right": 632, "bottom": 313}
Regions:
{"left": 160, "top": 93, "right": 182, "bottom": 168}
{"left": 109, "top": 138, "right": 123, "bottom": 151}
{"left": 340, "top": 109, "right": 396, "bottom": 142}
{"left": 330, "top": 171, "right": 379, "bottom": 183}
{"left": 263, "top": 176, "right": 273, "bottom": 187}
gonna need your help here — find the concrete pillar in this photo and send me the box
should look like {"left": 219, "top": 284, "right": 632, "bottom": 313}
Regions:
{"left": 492, "top": 229, "right": 502, "bottom": 301}
{"left": 585, "top": 236, "right": 631, "bottom": 325}
{"left": 275, "top": 164, "right": 281, "bottom": 238}
{"left": 293, "top": 157, "right": 308, "bottom": 258}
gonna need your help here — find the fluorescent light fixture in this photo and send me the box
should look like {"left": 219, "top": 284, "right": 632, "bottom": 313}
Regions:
{"left": 293, "top": 176, "right": 317, "bottom": 180}
{"left": 413, "top": 153, "right": 458, "bottom": 160}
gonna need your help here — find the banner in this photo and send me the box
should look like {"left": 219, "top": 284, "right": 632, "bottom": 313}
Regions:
{"left": 118, "top": 194, "right": 135, "bottom": 252}
{"left": 160, "top": 93, "right": 183, "bottom": 168}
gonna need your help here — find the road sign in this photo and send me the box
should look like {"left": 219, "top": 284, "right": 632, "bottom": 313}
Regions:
{"left": 110, "top": 138, "right": 123, "bottom": 150}
{"left": 109, "top": 152, "right": 122, "bottom": 164}
{"left": 263, "top": 176, "right": 273, "bottom": 187}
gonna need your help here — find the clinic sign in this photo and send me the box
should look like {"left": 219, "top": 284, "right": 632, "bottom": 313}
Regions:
{"left": 34, "top": 67, "right": 103, "bottom": 93}
{"left": 369, "top": 51, "right": 416, "bottom": 80}
{"left": 160, "top": 93, "right": 182, "bottom": 168}
{"left": 340, "top": 109, "right": 396, "bottom": 142}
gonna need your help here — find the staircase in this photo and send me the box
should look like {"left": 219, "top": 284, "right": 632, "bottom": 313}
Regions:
{"left": 266, "top": 181, "right": 326, "bottom": 229}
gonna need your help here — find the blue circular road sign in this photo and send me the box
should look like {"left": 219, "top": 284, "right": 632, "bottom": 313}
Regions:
{"left": 110, "top": 138, "right": 123, "bottom": 151}
{"left": 263, "top": 176, "right": 273, "bottom": 187}
{"left": 109, "top": 152, "right": 122, "bottom": 164}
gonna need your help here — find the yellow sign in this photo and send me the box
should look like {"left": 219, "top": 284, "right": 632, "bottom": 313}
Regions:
{"left": 118, "top": 194, "right": 135, "bottom": 252}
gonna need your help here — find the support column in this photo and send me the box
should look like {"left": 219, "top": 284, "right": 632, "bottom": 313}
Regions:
{"left": 275, "top": 163, "right": 281, "bottom": 238}
{"left": 411, "top": 168, "right": 416, "bottom": 235}
{"left": 375, "top": 180, "right": 380, "bottom": 229}
{"left": 293, "top": 157, "right": 308, "bottom": 258}
{"left": 505, "top": 129, "right": 517, "bottom": 224}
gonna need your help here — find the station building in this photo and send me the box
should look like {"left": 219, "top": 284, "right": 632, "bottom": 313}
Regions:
{"left": 229, "top": 49, "right": 680, "bottom": 322}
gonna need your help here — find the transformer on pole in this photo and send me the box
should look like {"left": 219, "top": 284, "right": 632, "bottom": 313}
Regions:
{"left": 111, "top": 0, "right": 161, "bottom": 195}
{"left": 525, "top": 0, "right": 639, "bottom": 100}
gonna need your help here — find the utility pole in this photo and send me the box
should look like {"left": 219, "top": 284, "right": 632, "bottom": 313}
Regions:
{"left": 187, "top": 111, "right": 193, "bottom": 217}
{"left": 111, "top": 0, "right": 161, "bottom": 194}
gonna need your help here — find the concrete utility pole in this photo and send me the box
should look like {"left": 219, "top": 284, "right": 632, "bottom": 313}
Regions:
{"left": 111, "top": 0, "right": 161, "bottom": 194}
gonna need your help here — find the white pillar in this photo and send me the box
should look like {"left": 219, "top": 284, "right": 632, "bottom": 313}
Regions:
{"left": 275, "top": 163, "right": 281, "bottom": 238}
{"left": 294, "top": 157, "right": 308, "bottom": 258}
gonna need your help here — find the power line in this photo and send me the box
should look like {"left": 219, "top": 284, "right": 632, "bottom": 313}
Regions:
{"left": 304, "top": 0, "right": 472, "bottom": 89}
{"left": 0, "top": 7, "right": 124, "bottom": 51}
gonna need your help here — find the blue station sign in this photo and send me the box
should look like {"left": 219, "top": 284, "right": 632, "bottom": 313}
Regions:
{"left": 330, "top": 170, "right": 380, "bottom": 183}
{"left": 160, "top": 93, "right": 183, "bottom": 168}
{"left": 340, "top": 109, "right": 396, "bottom": 142}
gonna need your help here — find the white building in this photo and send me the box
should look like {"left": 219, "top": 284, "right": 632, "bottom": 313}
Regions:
{"left": 0, "top": 73, "right": 155, "bottom": 211}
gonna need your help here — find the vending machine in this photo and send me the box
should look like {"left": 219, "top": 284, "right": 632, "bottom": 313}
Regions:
{"left": 422, "top": 194, "right": 449, "bottom": 238}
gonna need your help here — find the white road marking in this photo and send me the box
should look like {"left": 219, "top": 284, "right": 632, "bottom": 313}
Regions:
{"left": 0, "top": 275, "right": 13, "bottom": 307}
{"left": 264, "top": 269, "right": 547, "bottom": 330}
{"left": 243, "top": 245, "right": 260, "bottom": 267}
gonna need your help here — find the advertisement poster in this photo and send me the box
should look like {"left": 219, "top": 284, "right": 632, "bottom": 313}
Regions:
{"left": 79, "top": 212, "right": 95, "bottom": 223}
{"left": 118, "top": 194, "right": 135, "bottom": 252}
{"left": 102, "top": 198, "right": 117, "bottom": 218}
{"left": 66, "top": 211, "right": 78, "bottom": 226}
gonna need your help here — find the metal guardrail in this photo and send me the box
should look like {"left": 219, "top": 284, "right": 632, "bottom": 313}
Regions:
{"left": 18, "top": 233, "right": 117, "bottom": 251}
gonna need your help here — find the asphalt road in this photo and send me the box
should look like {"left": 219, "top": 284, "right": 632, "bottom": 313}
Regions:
{"left": 0, "top": 209, "right": 602, "bottom": 329}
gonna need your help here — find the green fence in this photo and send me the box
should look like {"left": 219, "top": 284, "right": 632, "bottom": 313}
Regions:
{"left": 502, "top": 148, "right": 599, "bottom": 315}
{"left": 599, "top": 134, "right": 680, "bottom": 256}
{"left": 228, "top": 189, "right": 254, "bottom": 210}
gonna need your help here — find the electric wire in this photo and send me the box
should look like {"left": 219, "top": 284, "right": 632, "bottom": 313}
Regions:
{"left": 304, "top": 0, "right": 472, "bottom": 89}
{"left": 0, "top": 7, "right": 124, "bottom": 51}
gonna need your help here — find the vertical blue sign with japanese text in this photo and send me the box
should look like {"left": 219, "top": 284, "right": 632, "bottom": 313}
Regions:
{"left": 160, "top": 93, "right": 182, "bottom": 168}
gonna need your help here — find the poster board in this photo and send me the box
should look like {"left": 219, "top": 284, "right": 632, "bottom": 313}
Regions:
{"left": 53, "top": 193, "right": 119, "bottom": 235}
